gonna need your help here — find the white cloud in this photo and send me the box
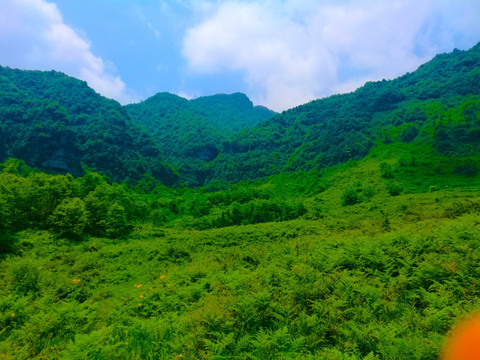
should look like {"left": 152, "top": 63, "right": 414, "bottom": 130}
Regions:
{"left": 182, "top": 0, "right": 480, "bottom": 111}
{"left": 0, "top": 0, "right": 136, "bottom": 104}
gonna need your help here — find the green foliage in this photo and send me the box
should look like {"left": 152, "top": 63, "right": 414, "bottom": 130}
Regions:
{"left": 104, "top": 202, "right": 129, "bottom": 238}
{"left": 453, "top": 158, "right": 479, "bottom": 176}
{"left": 0, "top": 66, "right": 178, "bottom": 185}
{"left": 2, "top": 44, "right": 480, "bottom": 188}
{"left": 50, "top": 197, "right": 87, "bottom": 239}
{"left": 385, "top": 180, "right": 403, "bottom": 196}
{"left": 1, "top": 197, "right": 480, "bottom": 359}
{"left": 1, "top": 42, "right": 480, "bottom": 360}
{"left": 342, "top": 187, "right": 359, "bottom": 206}
{"left": 0, "top": 230, "right": 16, "bottom": 254}
{"left": 125, "top": 92, "right": 275, "bottom": 186}
{"left": 445, "top": 199, "right": 480, "bottom": 218}
{"left": 208, "top": 44, "right": 480, "bottom": 184}
{"left": 379, "top": 162, "right": 394, "bottom": 179}
{"left": 9, "top": 259, "right": 41, "bottom": 295}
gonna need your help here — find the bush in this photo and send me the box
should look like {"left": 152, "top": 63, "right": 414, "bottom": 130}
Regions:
{"left": 385, "top": 180, "right": 403, "bottom": 196}
{"left": 0, "top": 230, "right": 16, "bottom": 254}
{"left": 363, "top": 186, "right": 376, "bottom": 199}
{"left": 341, "top": 187, "right": 359, "bottom": 206}
{"left": 445, "top": 200, "right": 480, "bottom": 218}
{"left": 454, "top": 160, "right": 479, "bottom": 176}
{"left": 380, "top": 162, "right": 395, "bottom": 179}
{"left": 10, "top": 259, "right": 41, "bottom": 295}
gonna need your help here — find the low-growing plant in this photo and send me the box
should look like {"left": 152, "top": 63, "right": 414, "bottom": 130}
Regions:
{"left": 10, "top": 259, "right": 41, "bottom": 296}
{"left": 385, "top": 180, "right": 403, "bottom": 196}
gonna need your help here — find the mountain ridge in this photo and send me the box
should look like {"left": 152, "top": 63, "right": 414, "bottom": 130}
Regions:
{"left": 1, "top": 43, "right": 479, "bottom": 186}
{"left": 207, "top": 43, "right": 480, "bottom": 184}
{"left": 125, "top": 91, "right": 275, "bottom": 186}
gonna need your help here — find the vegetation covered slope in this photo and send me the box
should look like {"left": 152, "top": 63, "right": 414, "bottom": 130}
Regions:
{"left": 1, "top": 44, "right": 478, "bottom": 187}
{"left": 208, "top": 43, "right": 480, "bottom": 184}
{"left": 1, "top": 42, "right": 480, "bottom": 360}
{"left": 0, "top": 138, "right": 479, "bottom": 359}
{"left": 125, "top": 92, "right": 275, "bottom": 186}
{"left": 0, "top": 66, "right": 178, "bottom": 185}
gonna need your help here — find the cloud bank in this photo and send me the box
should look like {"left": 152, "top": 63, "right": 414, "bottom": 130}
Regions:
{"left": 0, "top": 0, "right": 135, "bottom": 103}
{"left": 183, "top": 0, "right": 480, "bottom": 111}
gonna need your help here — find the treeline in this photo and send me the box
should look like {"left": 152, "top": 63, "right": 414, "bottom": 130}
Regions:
{"left": 0, "top": 159, "right": 143, "bottom": 244}
{"left": 0, "top": 159, "right": 313, "bottom": 250}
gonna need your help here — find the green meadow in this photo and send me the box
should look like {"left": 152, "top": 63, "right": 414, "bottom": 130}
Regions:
{"left": 1, "top": 140, "right": 479, "bottom": 359}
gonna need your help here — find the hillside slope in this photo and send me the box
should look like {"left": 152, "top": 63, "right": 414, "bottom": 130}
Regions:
{"left": 1, "top": 138, "right": 479, "bottom": 359}
{"left": 208, "top": 43, "right": 480, "bottom": 184}
{"left": 125, "top": 92, "right": 275, "bottom": 186}
{"left": 0, "top": 66, "right": 178, "bottom": 185}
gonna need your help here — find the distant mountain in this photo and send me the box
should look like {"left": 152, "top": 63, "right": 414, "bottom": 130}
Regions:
{"left": 1, "top": 43, "right": 479, "bottom": 187}
{"left": 0, "top": 66, "right": 178, "bottom": 185}
{"left": 125, "top": 92, "right": 275, "bottom": 186}
{"left": 190, "top": 93, "right": 275, "bottom": 133}
{"left": 207, "top": 43, "right": 480, "bottom": 183}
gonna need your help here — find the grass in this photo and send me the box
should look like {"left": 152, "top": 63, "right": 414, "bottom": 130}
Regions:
{"left": 1, "top": 141, "right": 479, "bottom": 359}
{"left": 1, "top": 201, "right": 480, "bottom": 359}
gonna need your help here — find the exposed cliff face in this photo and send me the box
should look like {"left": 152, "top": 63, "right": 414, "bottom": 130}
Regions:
{"left": 40, "top": 145, "right": 83, "bottom": 177}
{"left": 191, "top": 145, "right": 220, "bottom": 161}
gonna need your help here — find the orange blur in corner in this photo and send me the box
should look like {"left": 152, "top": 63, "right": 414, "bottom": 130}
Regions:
{"left": 441, "top": 313, "right": 480, "bottom": 360}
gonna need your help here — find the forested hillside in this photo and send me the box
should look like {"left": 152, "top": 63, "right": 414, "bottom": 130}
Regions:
{"left": 0, "top": 43, "right": 480, "bottom": 359}
{"left": 1, "top": 44, "right": 478, "bottom": 187}
{"left": 125, "top": 92, "right": 275, "bottom": 186}
{"left": 0, "top": 67, "right": 178, "bottom": 185}
{"left": 209, "top": 44, "right": 480, "bottom": 183}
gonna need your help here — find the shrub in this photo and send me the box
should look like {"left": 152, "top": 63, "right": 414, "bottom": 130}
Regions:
{"left": 380, "top": 162, "right": 395, "bottom": 179}
{"left": 454, "top": 160, "right": 479, "bottom": 176}
{"left": 10, "top": 259, "right": 41, "bottom": 295}
{"left": 445, "top": 200, "right": 480, "bottom": 218}
{"left": 385, "top": 180, "right": 403, "bottom": 196}
{"left": 0, "top": 230, "right": 16, "bottom": 254}
{"left": 363, "top": 186, "right": 376, "bottom": 199}
{"left": 342, "top": 187, "right": 359, "bottom": 206}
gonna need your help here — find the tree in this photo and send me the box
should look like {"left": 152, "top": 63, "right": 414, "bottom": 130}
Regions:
{"left": 104, "top": 202, "right": 129, "bottom": 238}
{"left": 50, "top": 197, "right": 87, "bottom": 239}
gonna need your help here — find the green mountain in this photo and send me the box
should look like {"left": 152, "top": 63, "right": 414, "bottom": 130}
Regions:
{"left": 3, "top": 44, "right": 478, "bottom": 187}
{"left": 1, "top": 43, "right": 480, "bottom": 360}
{"left": 125, "top": 92, "right": 275, "bottom": 186}
{"left": 208, "top": 44, "right": 480, "bottom": 183}
{"left": 0, "top": 66, "right": 178, "bottom": 185}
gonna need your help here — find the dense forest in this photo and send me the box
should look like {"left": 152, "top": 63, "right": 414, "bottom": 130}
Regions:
{"left": 0, "top": 43, "right": 479, "bottom": 359}
{"left": 125, "top": 92, "right": 275, "bottom": 186}
{"left": 209, "top": 44, "right": 480, "bottom": 183}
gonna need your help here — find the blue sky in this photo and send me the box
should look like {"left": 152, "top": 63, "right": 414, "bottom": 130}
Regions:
{"left": 1, "top": 0, "right": 480, "bottom": 111}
